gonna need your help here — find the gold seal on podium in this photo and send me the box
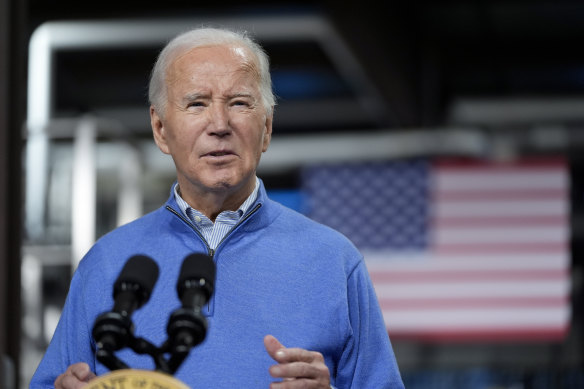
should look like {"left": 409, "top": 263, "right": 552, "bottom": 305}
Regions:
{"left": 86, "top": 369, "right": 190, "bottom": 389}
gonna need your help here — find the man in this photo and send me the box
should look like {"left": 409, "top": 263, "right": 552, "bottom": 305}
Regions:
{"left": 31, "top": 27, "right": 404, "bottom": 388}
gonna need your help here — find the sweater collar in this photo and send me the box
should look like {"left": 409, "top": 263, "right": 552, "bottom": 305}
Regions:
{"left": 165, "top": 178, "right": 276, "bottom": 230}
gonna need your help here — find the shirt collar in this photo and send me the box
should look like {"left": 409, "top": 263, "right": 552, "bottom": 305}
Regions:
{"left": 173, "top": 177, "right": 260, "bottom": 222}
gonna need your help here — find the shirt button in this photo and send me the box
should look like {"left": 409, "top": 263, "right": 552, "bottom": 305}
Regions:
{"left": 194, "top": 216, "right": 201, "bottom": 223}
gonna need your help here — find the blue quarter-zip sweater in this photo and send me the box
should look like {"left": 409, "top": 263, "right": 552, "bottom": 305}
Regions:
{"left": 31, "top": 181, "right": 404, "bottom": 388}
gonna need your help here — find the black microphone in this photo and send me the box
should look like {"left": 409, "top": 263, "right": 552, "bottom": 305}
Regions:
{"left": 177, "top": 253, "right": 215, "bottom": 311}
{"left": 92, "top": 255, "right": 159, "bottom": 367}
{"left": 113, "top": 255, "right": 160, "bottom": 316}
{"left": 166, "top": 253, "right": 215, "bottom": 373}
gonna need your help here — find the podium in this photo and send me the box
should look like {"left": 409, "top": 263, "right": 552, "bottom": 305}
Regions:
{"left": 86, "top": 369, "right": 190, "bottom": 389}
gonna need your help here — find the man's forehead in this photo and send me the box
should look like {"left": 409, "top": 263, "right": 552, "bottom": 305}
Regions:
{"left": 171, "top": 44, "right": 256, "bottom": 71}
{"left": 166, "top": 45, "right": 261, "bottom": 92}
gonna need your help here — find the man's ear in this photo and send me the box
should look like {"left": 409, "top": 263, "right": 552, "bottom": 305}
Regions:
{"left": 150, "top": 106, "right": 170, "bottom": 154}
{"left": 262, "top": 112, "right": 273, "bottom": 153}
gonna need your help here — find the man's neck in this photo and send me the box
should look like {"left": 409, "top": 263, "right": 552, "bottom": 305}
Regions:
{"left": 177, "top": 178, "right": 255, "bottom": 222}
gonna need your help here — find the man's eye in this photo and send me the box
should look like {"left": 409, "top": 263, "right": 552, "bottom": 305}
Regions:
{"left": 188, "top": 102, "right": 205, "bottom": 108}
{"left": 233, "top": 100, "right": 249, "bottom": 106}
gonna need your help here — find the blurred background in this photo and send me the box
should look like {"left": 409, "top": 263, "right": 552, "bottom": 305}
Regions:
{"left": 1, "top": 0, "right": 584, "bottom": 388}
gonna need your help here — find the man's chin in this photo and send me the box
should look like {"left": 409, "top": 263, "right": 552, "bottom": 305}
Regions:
{"left": 202, "top": 176, "right": 242, "bottom": 192}
{"left": 204, "top": 174, "right": 256, "bottom": 196}
{"left": 181, "top": 170, "right": 254, "bottom": 195}
{"left": 207, "top": 181, "right": 236, "bottom": 192}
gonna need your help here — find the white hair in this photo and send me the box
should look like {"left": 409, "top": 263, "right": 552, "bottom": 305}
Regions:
{"left": 148, "top": 27, "right": 275, "bottom": 117}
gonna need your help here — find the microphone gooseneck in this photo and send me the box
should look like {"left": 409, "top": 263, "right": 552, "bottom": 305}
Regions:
{"left": 92, "top": 255, "right": 160, "bottom": 370}
{"left": 166, "top": 253, "right": 216, "bottom": 373}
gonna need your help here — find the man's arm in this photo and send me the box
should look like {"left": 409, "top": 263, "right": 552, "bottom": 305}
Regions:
{"left": 336, "top": 261, "right": 404, "bottom": 388}
{"left": 30, "top": 268, "right": 97, "bottom": 388}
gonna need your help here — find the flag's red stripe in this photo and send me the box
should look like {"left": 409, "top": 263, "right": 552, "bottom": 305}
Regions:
{"left": 379, "top": 296, "right": 568, "bottom": 310}
{"left": 370, "top": 269, "right": 568, "bottom": 283}
{"left": 435, "top": 157, "right": 567, "bottom": 170}
{"left": 435, "top": 189, "right": 566, "bottom": 201}
{"left": 435, "top": 242, "right": 568, "bottom": 255}
{"left": 388, "top": 327, "right": 569, "bottom": 342}
{"left": 434, "top": 216, "right": 567, "bottom": 228}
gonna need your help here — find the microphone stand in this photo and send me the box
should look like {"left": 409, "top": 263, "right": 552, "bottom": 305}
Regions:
{"left": 93, "top": 305, "right": 207, "bottom": 375}
{"left": 92, "top": 253, "right": 214, "bottom": 377}
{"left": 95, "top": 329, "right": 172, "bottom": 374}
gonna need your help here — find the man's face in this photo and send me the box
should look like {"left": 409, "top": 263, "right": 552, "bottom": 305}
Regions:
{"left": 151, "top": 44, "right": 272, "bottom": 201}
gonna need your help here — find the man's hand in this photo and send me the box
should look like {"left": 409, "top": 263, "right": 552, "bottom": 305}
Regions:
{"left": 54, "top": 362, "right": 96, "bottom": 389}
{"left": 264, "top": 334, "right": 330, "bottom": 388}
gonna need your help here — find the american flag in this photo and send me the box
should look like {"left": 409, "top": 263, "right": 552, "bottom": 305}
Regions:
{"left": 301, "top": 158, "right": 571, "bottom": 342}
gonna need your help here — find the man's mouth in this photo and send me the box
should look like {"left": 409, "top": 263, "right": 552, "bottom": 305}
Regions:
{"left": 204, "top": 150, "right": 234, "bottom": 157}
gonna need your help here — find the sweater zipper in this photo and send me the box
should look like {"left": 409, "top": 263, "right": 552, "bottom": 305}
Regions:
{"left": 214, "top": 203, "right": 262, "bottom": 251}
{"left": 166, "top": 202, "right": 262, "bottom": 316}
{"left": 165, "top": 205, "right": 213, "bottom": 256}
{"left": 165, "top": 203, "right": 262, "bottom": 258}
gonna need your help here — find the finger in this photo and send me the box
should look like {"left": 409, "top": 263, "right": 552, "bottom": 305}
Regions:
{"left": 70, "top": 363, "right": 95, "bottom": 381}
{"left": 54, "top": 363, "right": 94, "bottom": 389}
{"left": 56, "top": 374, "right": 89, "bottom": 389}
{"left": 276, "top": 347, "right": 325, "bottom": 364}
{"left": 269, "top": 361, "right": 327, "bottom": 380}
{"left": 264, "top": 334, "right": 286, "bottom": 361}
{"left": 54, "top": 373, "right": 87, "bottom": 389}
{"left": 269, "top": 378, "right": 321, "bottom": 389}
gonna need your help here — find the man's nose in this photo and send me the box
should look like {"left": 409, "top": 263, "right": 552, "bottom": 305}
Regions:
{"left": 208, "top": 103, "right": 230, "bottom": 137}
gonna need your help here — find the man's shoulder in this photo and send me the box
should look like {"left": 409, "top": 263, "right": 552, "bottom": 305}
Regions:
{"left": 268, "top": 200, "right": 360, "bottom": 251}
{"left": 104, "top": 205, "right": 169, "bottom": 237}
{"left": 84, "top": 205, "right": 171, "bottom": 256}
{"left": 270, "top": 199, "right": 333, "bottom": 229}
{"left": 75, "top": 204, "right": 178, "bottom": 273}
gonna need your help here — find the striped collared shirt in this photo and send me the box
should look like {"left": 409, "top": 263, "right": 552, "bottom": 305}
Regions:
{"left": 173, "top": 178, "right": 260, "bottom": 250}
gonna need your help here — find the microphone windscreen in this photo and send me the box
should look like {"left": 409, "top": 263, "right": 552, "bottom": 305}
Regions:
{"left": 177, "top": 253, "right": 216, "bottom": 297}
{"left": 114, "top": 255, "right": 160, "bottom": 300}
